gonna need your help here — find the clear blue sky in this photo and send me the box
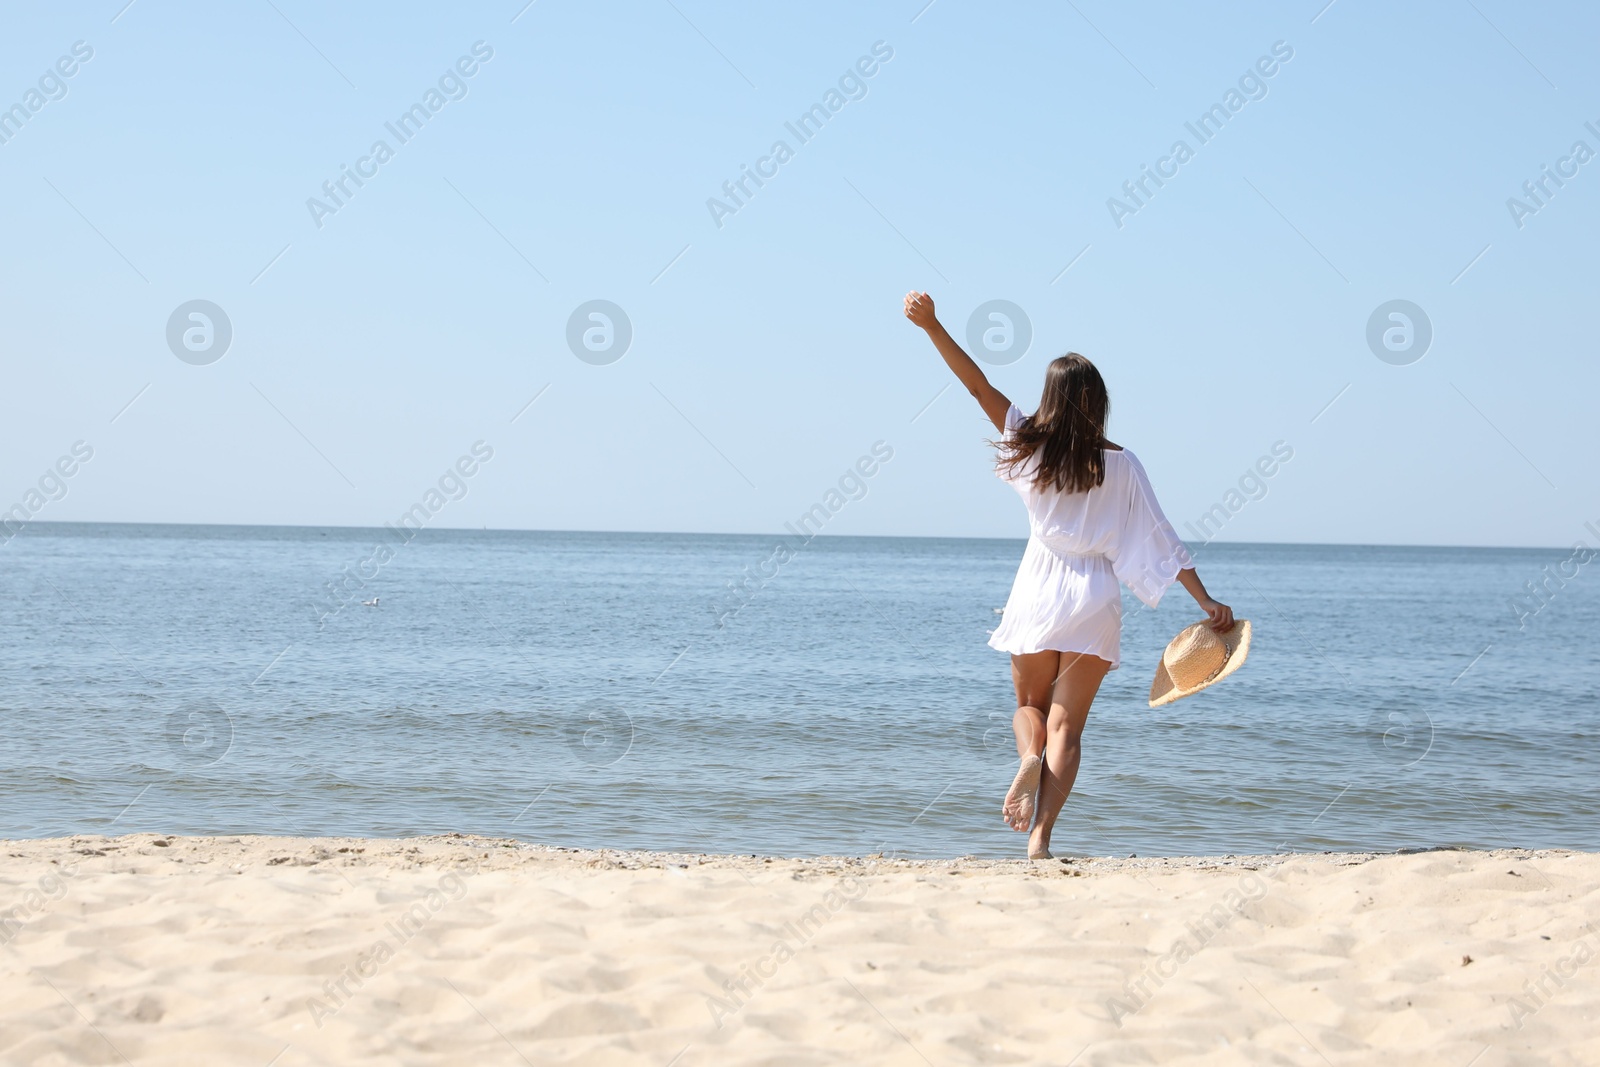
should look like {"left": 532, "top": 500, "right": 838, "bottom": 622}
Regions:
{"left": 3, "top": 1, "right": 1595, "bottom": 547}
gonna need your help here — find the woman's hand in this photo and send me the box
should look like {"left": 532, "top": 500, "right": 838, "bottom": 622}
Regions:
{"left": 1175, "top": 570, "right": 1234, "bottom": 633}
{"left": 1197, "top": 597, "right": 1235, "bottom": 633}
{"left": 903, "top": 290, "right": 938, "bottom": 330}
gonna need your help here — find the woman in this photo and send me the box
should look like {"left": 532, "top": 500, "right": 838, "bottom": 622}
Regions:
{"left": 904, "top": 291, "right": 1236, "bottom": 860}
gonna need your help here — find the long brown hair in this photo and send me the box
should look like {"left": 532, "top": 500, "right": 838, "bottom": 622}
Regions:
{"left": 997, "top": 353, "right": 1110, "bottom": 493}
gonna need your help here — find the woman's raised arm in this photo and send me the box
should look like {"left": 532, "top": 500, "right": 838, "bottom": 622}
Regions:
{"left": 904, "top": 291, "right": 1011, "bottom": 432}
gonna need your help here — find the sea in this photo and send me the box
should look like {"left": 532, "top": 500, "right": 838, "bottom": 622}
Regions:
{"left": 2, "top": 523, "right": 1595, "bottom": 859}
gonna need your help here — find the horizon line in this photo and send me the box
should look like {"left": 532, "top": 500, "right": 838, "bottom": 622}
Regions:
{"left": 10, "top": 519, "right": 1579, "bottom": 555}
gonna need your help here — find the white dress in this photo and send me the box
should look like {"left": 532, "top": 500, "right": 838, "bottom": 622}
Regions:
{"left": 987, "top": 404, "right": 1193, "bottom": 669}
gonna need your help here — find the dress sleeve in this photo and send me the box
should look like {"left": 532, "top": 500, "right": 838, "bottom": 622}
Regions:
{"left": 994, "top": 404, "right": 1028, "bottom": 482}
{"left": 1109, "top": 452, "right": 1194, "bottom": 608}
{"left": 1002, "top": 403, "right": 1026, "bottom": 436}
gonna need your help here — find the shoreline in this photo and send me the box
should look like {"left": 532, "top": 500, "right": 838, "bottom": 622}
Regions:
{"left": 4, "top": 834, "right": 1594, "bottom": 1064}
{"left": 1, "top": 831, "right": 1580, "bottom": 872}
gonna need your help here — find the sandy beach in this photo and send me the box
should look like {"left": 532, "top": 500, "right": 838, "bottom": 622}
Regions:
{"left": 1, "top": 835, "right": 1594, "bottom": 1065}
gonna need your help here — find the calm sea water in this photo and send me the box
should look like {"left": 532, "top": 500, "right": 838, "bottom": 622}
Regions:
{"left": 2, "top": 523, "right": 1595, "bottom": 858}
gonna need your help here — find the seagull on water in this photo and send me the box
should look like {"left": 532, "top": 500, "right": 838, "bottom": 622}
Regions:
{"left": 362, "top": 597, "right": 380, "bottom": 607}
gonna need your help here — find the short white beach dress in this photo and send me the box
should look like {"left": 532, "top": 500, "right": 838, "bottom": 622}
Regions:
{"left": 987, "top": 404, "right": 1194, "bottom": 669}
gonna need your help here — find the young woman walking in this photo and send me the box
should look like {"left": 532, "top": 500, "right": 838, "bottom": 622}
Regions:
{"left": 904, "top": 291, "right": 1237, "bottom": 860}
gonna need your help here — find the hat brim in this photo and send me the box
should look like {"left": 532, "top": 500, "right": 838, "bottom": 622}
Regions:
{"left": 1148, "top": 619, "right": 1252, "bottom": 708}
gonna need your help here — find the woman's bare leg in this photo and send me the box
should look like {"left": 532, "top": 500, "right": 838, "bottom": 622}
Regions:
{"left": 1002, "top": 652, "right": 1057, "bottom": 832}
{"left": 1029, "top": 652, "right": 1112, "bottom": 858}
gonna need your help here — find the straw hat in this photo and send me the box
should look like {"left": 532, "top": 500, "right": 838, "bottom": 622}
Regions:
{"left": 1148, "top": 620, "right": 1252, "bottom": 707}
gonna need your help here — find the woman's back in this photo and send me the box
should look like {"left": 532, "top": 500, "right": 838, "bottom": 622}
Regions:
{"left": 997, "top": 403, "right": 1188, "bottom": 606}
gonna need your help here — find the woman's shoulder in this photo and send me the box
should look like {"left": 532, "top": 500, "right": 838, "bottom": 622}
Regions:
{"left": 1102, "top": 445, "right": 1149, "bottom": 477}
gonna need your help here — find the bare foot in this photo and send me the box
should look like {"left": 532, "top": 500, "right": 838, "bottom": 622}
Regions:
{"left": 1028, "top": 827, "right": 1053, "bottom": 860}
{"left": 1002, "top": 755, "right": 1041, "bottom": 832}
